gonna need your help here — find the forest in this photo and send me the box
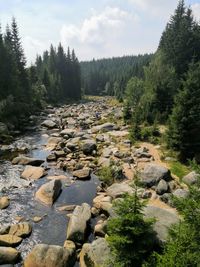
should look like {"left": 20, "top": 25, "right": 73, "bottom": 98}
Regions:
{"left": 0, "top": 1, "right": 200, "bottom": 266}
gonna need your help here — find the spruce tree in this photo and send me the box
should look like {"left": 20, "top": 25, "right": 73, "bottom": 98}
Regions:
{"left": 107, "top": 188, "right": 155, "bottom": 267}
{"left": 167, "top": 61, "right": 200, "bottom": 161}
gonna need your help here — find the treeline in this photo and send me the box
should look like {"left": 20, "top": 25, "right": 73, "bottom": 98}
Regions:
{"left": 0, "top": 18, "right": 81, "bottom": 129}
{"left": 80, "top": 54, "right": 152, "bottom": 100}
{"left": 123, "top": 0, "right": 200, "bottom": 161}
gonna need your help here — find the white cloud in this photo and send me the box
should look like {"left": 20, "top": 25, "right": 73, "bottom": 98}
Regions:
{"left": 192, "top": 3, "right": 200, "bottom": 21}
{"left": 128, "top": 0, "right": 177, "bottom": 18}
{"left": 60, "top": 6, "right": 140, "bottom": 60}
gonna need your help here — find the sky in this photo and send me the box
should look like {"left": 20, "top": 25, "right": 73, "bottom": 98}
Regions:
{"left": 0, "top": 0, "right": 200, "bottom": 65}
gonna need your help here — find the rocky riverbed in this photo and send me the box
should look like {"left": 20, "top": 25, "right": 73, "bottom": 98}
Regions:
{"left": 0, "top": 97, "right": 196, "bottom": 266}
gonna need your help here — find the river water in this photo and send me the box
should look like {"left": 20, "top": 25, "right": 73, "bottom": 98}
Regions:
{"left": 0, "top": 118, "right": 99, "bottom": 266}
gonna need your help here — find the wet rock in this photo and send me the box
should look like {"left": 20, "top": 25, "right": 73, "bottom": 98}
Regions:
{"left": 82, "top": 140, "right": 97, "bottom": 155}
{"left": 156, "top": 179, "right": 169, "bottom": 195}
{"left": 41, "top": 120, "right": 56, "bottom": 129}
{"left": 8, "top": 223, "right": 32, "bottom": 238}
{"left": 46, "top": 137, "right": 62, "bottom": 150}
{"left": 24, "top": 244, "right": 76, "bottom": 267}
{"left": 0, "top": 235, "right": 22, "bottom": 247}
{"left": 58, "top": 205, "right": 76, "bottom": 212}
{"left": 0, "top": 247, "right": 20, "bottom": 264}
{"left": 140, "top": 164, "right": 171, "bottom": 187}
{"left": 0, "top": 196, "right": 10, "bottom": 209}
{"left": 106, "top": 182, "right": 134, "bottom": 198}
{"left": 182, "top": 171, "right": 199, "bottom": 186}
{"left": 21, "top": 166, "right": 46, "bottom": 180}
{"left": 67, "top": 203, "right": 91, "bottom": 243}
{"left": 35, "top": 179, "right": 62, "bottom": 205}
{"left": 72, "top": 168, "right": 91, "bottom": 180}
{"left": 80, "top": 238, "right": 111, "bottom": 267}
{"left": 12, "top": 156, "right": 44, "bottom": 166}
{"left": 144, "top": 205, "right": 179, "bottom": 244}
{"left": 173, "top": 188, "right": 189, "bottom": 199}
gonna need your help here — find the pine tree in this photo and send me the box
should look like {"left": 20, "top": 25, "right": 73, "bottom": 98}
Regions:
{"left": 167, "top": 61, "right": 200, "bottom": 161}
{"left": 107, "top": 187, "right": 155, "bottom": 267}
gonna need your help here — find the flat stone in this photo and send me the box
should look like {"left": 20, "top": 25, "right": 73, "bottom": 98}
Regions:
{"left": 12, "top": 156, "right": 44, "bottom": 166}
{"left": 0, "top": 196, "right": 10, "bottom": 209}
{"left": 73, "top": 168, "right": 91, "bottom": 180}
{"left": 0, "top": 247, "right": 20, "bottom": 264}
{"left": 35, "top": 180, "right": 62, "bottom": 206}
{"left": 47, "top": 175, "right": 69, "bottom": 180}
{"left": 106, "top": 182, "right": 134, "bottom": 198}
{"left": 21, "top": 166, "right": 46, "bottom": 180}
{"left": 0, "top": 235, "right": 22, "bottom": 247}
{"left": 24, "top": 244, "right": 76, "bottom": 267}
{"left": 9, "top": 223, "right": 32, "bottom": 238}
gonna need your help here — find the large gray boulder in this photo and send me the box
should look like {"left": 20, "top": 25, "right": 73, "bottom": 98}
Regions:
{"left": 80, "top": 238, "right": 111, "bottom": 267}
{"left": 106, "top": 182, "right": 134, "bottom": 198}
{"left": 67, "top": 203, "right": 91, "bottom": 243}
{"left": 182, "top": 171, "right": 199, "bottom": 186}
{"left": 140, "top": 164, "right": 171, "bottom": 187}
{"left": 82, "top": 140, "right": 97, "bottom": 155}
{"left": 24, "top": 244, "right": 76, "bottom": 267}
{"left": 12, "top": 156, "right": 44, "bottom": 166}
{"left": 92, "top": 123, "right": 117, "bottom": 133}
{"left": 144, "top": 205, "right": 179, "bottom": 244}
{"left": 35, "top": 180, "right": 62, "bottom": 205}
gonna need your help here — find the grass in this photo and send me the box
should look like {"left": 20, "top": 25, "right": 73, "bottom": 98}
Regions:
{"left": 169, "top": 161, "right": 190, "bottom": 179}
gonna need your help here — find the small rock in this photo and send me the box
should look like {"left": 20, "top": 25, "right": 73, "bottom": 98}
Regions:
{"left": 182, "top": 171, "right": 199, "bottom": 186}
{"left": 0, "top": 247, "right": 20, "bottom": 264}
{"left": 21, "top": 166, "right": 46, "bottom": 180}
{"left": 0, "top": 196, "right": 10, "bottom": 209}
{"left": 58, "top": 205, "right": 76, "bottom": 212}
{"left": 0, "top": 235, "right": 22, "bottom": 247}
{"left": 41, "top": 120, "right": 56, "bottom": 128}
{"left": 32, "top": 217, "right": 43, "bottom": 223}
{"left": 82, "top": 140, "right": 97, "bottom": 155}
{"left": 72, "top": 168, "right": 91, "bottom": 180}
{"left": 173, "top": 189, "right": 189, "bottom": 199}
{"left": 35, "top": 180, "right": 62, "bottom": 206}
{"left": 9, "top": 222, "right": 32, "bottom": 238}
{"left": 156, "top": 179, "right": 168, "bottom": 195}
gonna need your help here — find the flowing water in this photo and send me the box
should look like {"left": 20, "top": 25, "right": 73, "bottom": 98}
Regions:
{"left": 0, "top": 120, "right": 99, "bottom": 266}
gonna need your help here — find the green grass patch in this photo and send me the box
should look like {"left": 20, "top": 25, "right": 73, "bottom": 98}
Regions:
{"left": 169, "top": 161, "right": 190, "bottom": 179}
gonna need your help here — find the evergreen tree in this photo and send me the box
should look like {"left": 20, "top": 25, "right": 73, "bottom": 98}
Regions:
{"left": 167, "top": 61, "right": 200, "bottom": 161}
{"left": 107, "top": 188, "right": 155, "bottom": 267}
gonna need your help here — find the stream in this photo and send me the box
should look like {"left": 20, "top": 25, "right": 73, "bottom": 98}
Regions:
{"left": 0, "top": 111, "right": 99, "bottom": 266}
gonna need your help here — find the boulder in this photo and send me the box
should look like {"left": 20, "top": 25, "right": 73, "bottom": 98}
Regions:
{"left": 8, "top": 223, "right": 32, "bottom": 238}
{"left": 173, "top": 189, "right": 189, "bottom": 199}
{"left": 106, "top": 182, "right": 134, "bottom": 198}
{"left": 46, "top": 137, "right": 62, "bottom": 150}
{"left": 24, "top": 244, "right": 76, "bottom": 267}
{"left": 92, "top": 123, "right": 116, "bottom": 133}
{"left": 60, "top": 129, "right": 76, "bottom": 138}
{"left": 182, "top": 171, "right": 199, "bottom": 186}
{"left": 35, "top": 180, "right": 62, "bottom": 205}
{"left": 21, "top": 166, "right": 46, "bottom": 180}
{"left": 67, "top": 203, "right": 91, "bottom": 243}
{"left": 72, "top": 168, "right": 91, "bottom": 180}
{"left": 0, "top": 196, "right": 10, "bottom": 209}
{"left": 156, "top": 179, "right": 168, "bottom": 195}
{"left": 12, "top": 156, "right": 44, "bottom": 166}
{"left": 140, "top": 164, "right": 171, "bottom": 187}
{"left": 41, "top": 120, "right": 56, "bottom": 129}
{"left": 144, "top": 205, "right": 179, "bottom": 244}
{"left": 80, "top": 238, "right": 111, "bottom": 267}
{"left": 82, "top": 140, "right": 97, "bottom": 155}
{"left": 0, "top": 235, "right": 22, "bottom": 247}
{"left": 0, "top": 247, "right": 20, "bottom": 264}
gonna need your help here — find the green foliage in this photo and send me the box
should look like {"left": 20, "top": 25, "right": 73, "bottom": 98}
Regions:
{"left": 97, "top": 165, "right": 124, "bottom": 186}
{"left": 167, "top": 61, "right": 200, "bottom": 161}
{"left": 107, "top": 188, "right": 155, "bottom": 267}
{"left": 147, "top": 161, "right": 200, "bottom": 267}
{"left": 81, "top": 54, "right": 152, "bottom": 96}
{"left": 169, "top": 161, "right": 190, "bottom": 179}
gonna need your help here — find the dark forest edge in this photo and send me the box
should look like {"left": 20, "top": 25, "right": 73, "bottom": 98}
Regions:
{"left": 0, "top": 18, "right": 81, "bottom": 139}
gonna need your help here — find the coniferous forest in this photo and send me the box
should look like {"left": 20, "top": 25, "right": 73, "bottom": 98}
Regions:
{"left": 1, "top": 1, "right": 200, "bottom": 267}
{"left": 0, "top": 18, "right": 81, "bottom": 128}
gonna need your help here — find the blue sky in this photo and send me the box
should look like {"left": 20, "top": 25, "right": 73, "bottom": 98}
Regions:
{"left": 0, "top": 0, "right": 200, "bottom": 64}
